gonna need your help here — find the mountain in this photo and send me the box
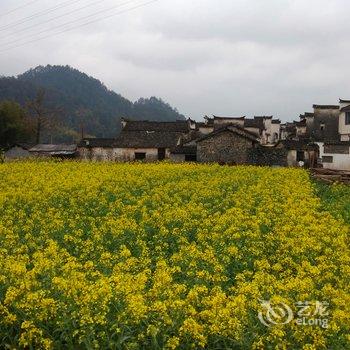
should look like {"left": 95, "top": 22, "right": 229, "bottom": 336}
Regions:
{"left": 0, "top": 65, "right": 185, "bottom": 142}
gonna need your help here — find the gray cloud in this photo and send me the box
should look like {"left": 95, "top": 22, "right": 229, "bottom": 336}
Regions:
{"left": 0, "top": 0, "right": 350, "bottom": 121}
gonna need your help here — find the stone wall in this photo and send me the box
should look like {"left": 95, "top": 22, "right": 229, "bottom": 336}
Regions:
{"left": 248, "top": 146, "right": 288, "bottom": 167}
{"left": 197, "top": 131, "right": 254, "bottom": 164}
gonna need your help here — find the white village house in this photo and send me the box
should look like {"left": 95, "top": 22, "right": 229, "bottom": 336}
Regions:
{"left": 295, "top": 99, "right": 350, "bottom": 170}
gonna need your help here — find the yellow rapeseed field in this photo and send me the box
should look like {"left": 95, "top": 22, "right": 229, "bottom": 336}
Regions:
{"left": 0, "top": 162, "right": 349, "bottom": 349}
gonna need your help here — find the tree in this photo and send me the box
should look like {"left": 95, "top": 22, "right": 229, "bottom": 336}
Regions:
{"left": 26, "top": 89, "right": 62, "bottom": 144}
{"left": 0, "top": 100, "right": 33, "bottom": 149}
{"left": 75, "top": 107, "right": 93, "bottom": 140}
{"left": 26, "top": 89, "right": 47, "bottom": 144}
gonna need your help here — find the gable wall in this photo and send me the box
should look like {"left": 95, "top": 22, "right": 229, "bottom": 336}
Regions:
{"left": 197, "top": 131, "right": 254, "bottom": 164}
{"left": 309, "top": 108, "right": 340, "bottom": 141}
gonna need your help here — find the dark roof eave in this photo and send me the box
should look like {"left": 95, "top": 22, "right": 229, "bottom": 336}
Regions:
{"left": 313, "top": 104, "right": 339, "bottom": 110}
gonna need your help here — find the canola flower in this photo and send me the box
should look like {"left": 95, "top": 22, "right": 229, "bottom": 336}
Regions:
{"left": 316, "top": 181, "right": 350, "bottom": 225}
{"left": 0, "top": 161, "right": 349, "bottom": 349}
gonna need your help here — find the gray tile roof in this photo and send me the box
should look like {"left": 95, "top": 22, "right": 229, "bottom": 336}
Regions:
{"left": 79, "top": 133, "right": 183, "bottom": 149}
{"left": 254, "top": 116, "right": 273, "bottom": 119}
{"left": 196, "top": 125, "right": 259, "bottom": 143}
{"left": 29, "top": 144, "right": 77, "bottom": 155}
{"left": 313, "top": 105, "right": 339, "bottom": 110}
{"left": 114, "top": 131, "right": 182, "bottom": 148}
{"left": 340, "top": 105, "right": 350, "bottom": 112}
{"left": 78, "top": 139, "right": 117, "bottom": 148}
{"left": 122, "top": 120, "right": 190, "bottom": 133}
{"left": 281, "top": 140, "right": 318, "bottom": 151}
{"left": 244, "top": 118, "right": 264, "bottom": 130}
{"left": 213, "top": 115, "right": 245, "bottom": 120}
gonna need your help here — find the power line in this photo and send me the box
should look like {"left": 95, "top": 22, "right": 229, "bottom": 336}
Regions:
{"left": 0, "top": 0, "right": 159, "bottom": 53}
{"left": 4, "top": 0, "right": 108, "bottom": 38}
{"left": 1, "top": 0, "right": 141, "bottom": 47}
{"left": 0, "top": 0, "right": 41, "bottom": 18}
{"left": 0, "top": 0, "right": 85, "bottom": 31}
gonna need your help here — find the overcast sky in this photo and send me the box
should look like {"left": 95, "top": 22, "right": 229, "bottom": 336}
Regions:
{"left": 0, "top": 0, "right": 349, "bottom": 121}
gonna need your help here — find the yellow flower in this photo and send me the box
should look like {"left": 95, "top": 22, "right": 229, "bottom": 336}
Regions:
{"left": 0, "top": 162, "right": 348, "bottom": 349}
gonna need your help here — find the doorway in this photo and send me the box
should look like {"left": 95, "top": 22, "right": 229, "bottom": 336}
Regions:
{"left": 158, "top": 148, "right": 166, "bottom": 161}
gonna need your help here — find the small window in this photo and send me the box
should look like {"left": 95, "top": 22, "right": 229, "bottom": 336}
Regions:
{"left": 135, "top": 152, "right": 146, "bottom": 160}
{"left": 346, "top": 112, "right": 350, "bottom": 125}
{"left": 322, "top": 156, "right": 333, "bottom": 163}
{"left": 320, "top": 123, "right": 325, "bottom": 131}
{"left": 324, "top": 145, "right": 349, "bottom": 154}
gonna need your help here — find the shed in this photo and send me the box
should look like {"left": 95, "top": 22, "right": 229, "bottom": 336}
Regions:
{"left": 29, "top": 144, "right": 77, "bottom": 158}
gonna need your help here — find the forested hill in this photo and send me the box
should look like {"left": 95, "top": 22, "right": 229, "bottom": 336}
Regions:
{"left": 0, "top": 65, "right": 185, "bottom": 141}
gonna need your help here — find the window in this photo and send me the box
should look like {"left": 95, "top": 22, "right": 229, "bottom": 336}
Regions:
{"left": 135, "top": 152, "right": 146, "bottom": 161}
{"left": 324, "top": 145, "right": 349, "bottom": 154}
{"left": 320, "top": 123, "right": 325, "bottom": 131}
{"left": 346, "top": 112, "right": 350, "bottom": 125}
{"left": 322, "top": 156, "right": 333, "bottom": 163}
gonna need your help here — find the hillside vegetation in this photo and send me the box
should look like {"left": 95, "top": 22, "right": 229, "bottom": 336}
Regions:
{"left": 0, "top": 65, "right": 185, "bottom": 142}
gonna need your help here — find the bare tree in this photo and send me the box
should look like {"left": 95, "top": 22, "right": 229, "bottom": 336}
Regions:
{"left": 27, "top": 89, "right": 62, "bottom": 144}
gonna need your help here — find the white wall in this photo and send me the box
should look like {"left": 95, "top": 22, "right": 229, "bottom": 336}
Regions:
{"left": 198, "top": 126, "right": 214, "bottom": 135}
{"left": 270, "top": 123, "right": 281, "bottom": 143}
{"left": 78, "top": 147, "right": 168, "bottom": 162}
{"left": 339, "top": 111, "right": 350, "bottom": 140}
{"left": 317, "top": 142, "right": 350, "bottom": 171}
{"left": 214, "top": 118, "right": 244, "bottom": 127}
